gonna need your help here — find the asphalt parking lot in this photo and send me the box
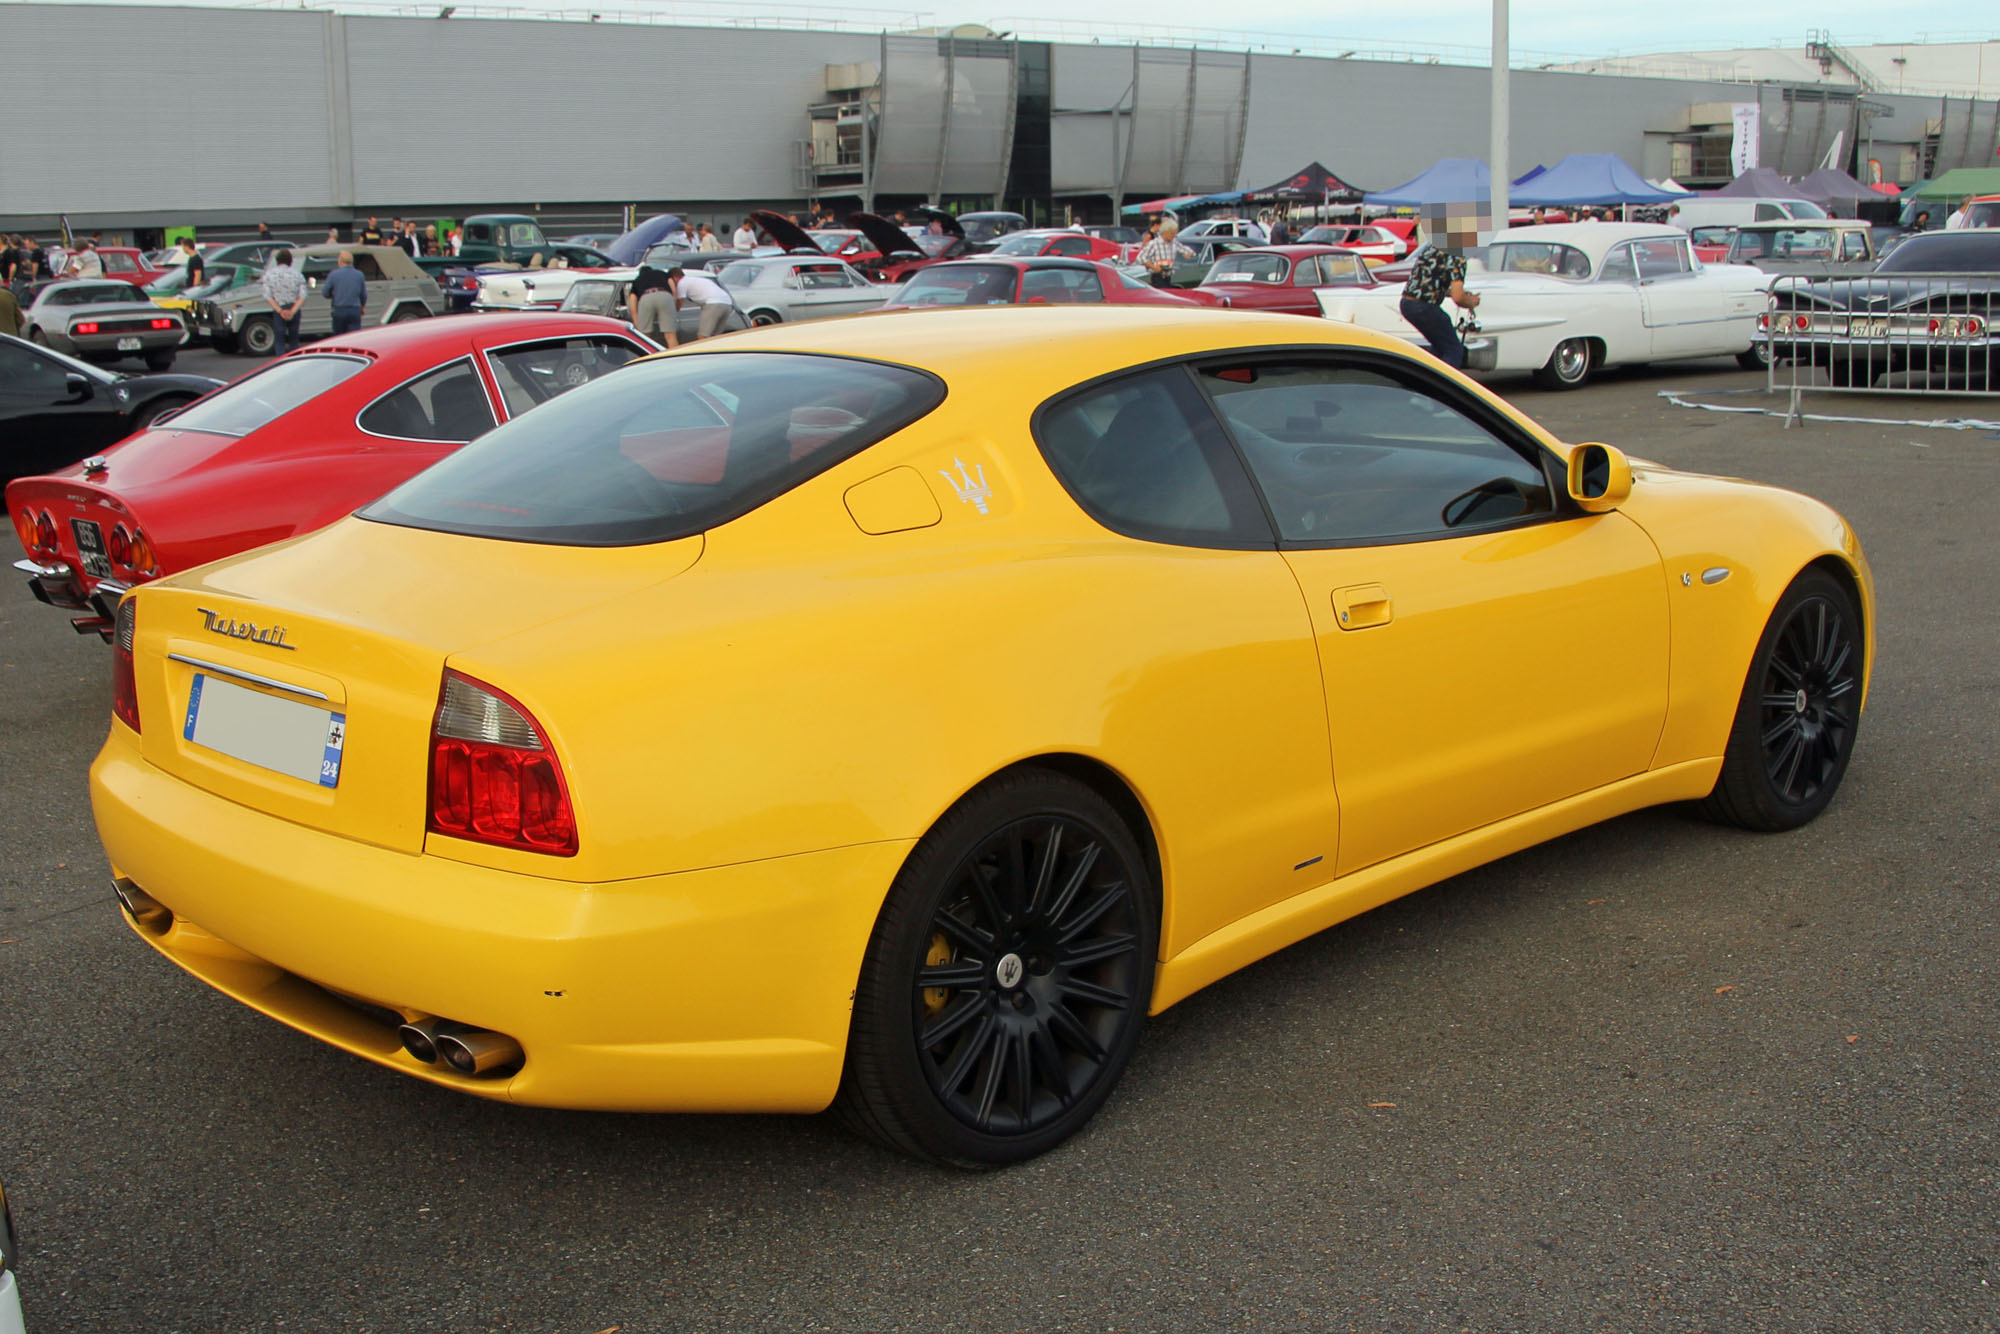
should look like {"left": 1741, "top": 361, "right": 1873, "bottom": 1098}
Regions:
{"left": 2, "top": 352, "right": 1997, "bottom": 1332}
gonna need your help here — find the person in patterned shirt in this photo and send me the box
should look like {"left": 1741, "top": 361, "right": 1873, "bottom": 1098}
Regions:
{"left": 261, "top": 249, "right": 307, "bottom": 356}
{"left": 1399, "top": 202, "right": 1486, "bottom": 369}
{"left": 1136, "top": 217, "right": 1191, "bottom": 288}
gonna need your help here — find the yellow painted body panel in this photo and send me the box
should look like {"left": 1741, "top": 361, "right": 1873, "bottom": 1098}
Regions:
{"left": 91, "top": 306, "right": 1874, "bottom": 1113}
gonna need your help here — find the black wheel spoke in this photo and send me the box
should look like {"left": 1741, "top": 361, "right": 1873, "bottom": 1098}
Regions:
{"left": 920, "top": 992, "right": 988, "bottom": 1048}
{"left": 1761, "top": 691, "right": 1799, "bottom": 712}
{"left": 1025, "top": 822, "right": 1062, "bottom": 918}
{"left": 1056, "top": 883, "right": 1127, "bottom": 943}
{"left": 938, "top": 1011, "right": 997, "bottom": 1095}
{"left": 972, "top": 1028, "right": 1010, "bottom": 1125}
{"left": 932, "top": 907, "right": 992, "bottom": 956}
{"left": 1028, "top": 1022, "right": 1074, "bottom": 1108}
{"left": 1058, "top": 975, "right": 1131, "bottom": 1010}
{"left": 1060, "top": 931, "right": 1138, "bottom": 968}
{"left": 916, "top": 960, "right": 987, "bottom": 992}
{"left": 1761, "top": 713, "right": 1800, "bottom": 749}
{"left": 1767, "top": 654, "right": 1805, "bottom": 692}
{"left": 965, "top": 861, "right": 1008, "bottom": 938}
{"left": 1045, "top": 999, "right": 1109, "bottom": 1063}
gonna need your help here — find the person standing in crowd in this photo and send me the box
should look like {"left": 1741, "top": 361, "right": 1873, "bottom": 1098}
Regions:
{"left": 325, "top": 225, "right": 341, "bottom": 243}
{"left": 698, "top": 223, "right": 721, "bottom": 252}
{"left": 256, "top": 221, "right": 273, "bottom": 242}
{"left": 0, "top": 236, "right": 19, "bottom": 290}
{"left": 65, "top": 238, "right": 104, "bottom": 279}
{"left": 323, "top": 250, "right": 367, "bottom": 335}
{"left": 0, "top": 280, "right": 22, "bottom": 337}
{"left": 359, "top": 216, "right": 384, "bottom": 245}
{"left": 447, "top": 227, "right": 461, "bottom": 255}
{"left": 399, "top": 221, "right": 422, "bottom": 257}
{"left": 1399, "top": 204, "right": 1482, "bottom": 369}
{"left": 1136, "top": 217, "right": 1188, "bottom": 288}
{"left": 629, "top": 264, "right": 737, "bottom": 347}
{"left": 262, "top": 248, "right": 306, "bottom": 357}
{"left": 1945, "top": 196, "right": 1972, "bottom": 230}
{"left": 732, "top": 218, "right": 757, "bottom": 250}
{"left": 425, "top": 223, "right": 441, "bottom": 255}
{"left": 1268, "top": 212, "right": 1292, "bottom": 245}
{"left": 1912, "top": 209, "right": 1932, "bottom": 232}
{"left": 178, "top": 236, "right": 205, "bottom": 289}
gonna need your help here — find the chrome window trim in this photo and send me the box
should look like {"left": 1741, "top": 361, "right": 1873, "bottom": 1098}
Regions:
{"left": 167, "top": 653, "right": 330, "bottom": 701}
{"left": 352, "top": 355, "right": 500, "bottom": 444}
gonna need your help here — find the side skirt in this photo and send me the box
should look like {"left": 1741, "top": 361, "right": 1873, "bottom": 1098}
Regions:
{"left": 1150, "top": 757, "right": 1722, "bottom": 1011}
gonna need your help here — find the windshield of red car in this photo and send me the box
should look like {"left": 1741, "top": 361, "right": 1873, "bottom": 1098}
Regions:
{"left": 161, "top": 355, "right": 370, "bottom": 437}
{"left": 363, "top": 352, "right": 946, "bottom": 546}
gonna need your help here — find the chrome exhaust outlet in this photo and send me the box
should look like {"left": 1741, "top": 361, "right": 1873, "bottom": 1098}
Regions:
{"left": 397, "top": 1019, "right": 449, "bottom": 1065}
{"left": 112, "top": 877, "right": 171, "bottom": 932}
{"left": 436, "top": 1028, "right": 523, "bottom": 1076}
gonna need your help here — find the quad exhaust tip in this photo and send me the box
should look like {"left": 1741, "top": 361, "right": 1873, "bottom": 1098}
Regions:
{"left": 399, "top": 1019, "right": 522, "bottom": 1077}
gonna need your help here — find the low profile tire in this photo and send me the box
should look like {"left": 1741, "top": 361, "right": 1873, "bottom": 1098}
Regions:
{"left": 1699, "top": 568, "right": 1862, "bottom": 832}
{"left": 1533, "top": 337, "right": 1593, "bottom": 390}
{"left": 143, "top": 348, "right": 175, "bottom": 372}
{"left": 1738, "top": 344, "right": 1771, "bottom": 372}
{"left": 837, "top": 770, "right": 1158, "bottom": 1168}
{"left": 749, "top": 309, "right": 783, "bottom": 327}
{"left": 237, "top": 316, "right": 275, "bottom": 356}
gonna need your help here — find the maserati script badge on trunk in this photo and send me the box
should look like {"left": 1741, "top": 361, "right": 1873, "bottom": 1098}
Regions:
{"left": 198, "top": 607, "right": 297, "bottom": 650}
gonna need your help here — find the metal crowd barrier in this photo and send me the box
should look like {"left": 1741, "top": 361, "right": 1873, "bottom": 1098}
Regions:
{"left": 1758, "top": 274, "right": 1999, "bottom": 419}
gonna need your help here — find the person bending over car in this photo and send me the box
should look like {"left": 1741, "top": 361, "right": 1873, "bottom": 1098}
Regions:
{"left": 1399, "top": 206, "right": 1483, "bottom": 370}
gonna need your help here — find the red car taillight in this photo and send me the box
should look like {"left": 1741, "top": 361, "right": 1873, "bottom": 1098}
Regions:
{"left": 112, "top": 597, "right": 140, "bottom": 733}
{"left": 75, "top": 321, "right": 100, "bottom": 335}
{"left": 149, "top": 318, "right": 175, "bottom": 330}
{"left": 32, "top": 510, "right": 59, "bottom": 559}
{"left": 428, "top": 672, "right": 577, "bottom": 856}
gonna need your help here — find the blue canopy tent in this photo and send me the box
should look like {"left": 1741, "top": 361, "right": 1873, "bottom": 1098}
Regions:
{"left": 1363, "top": 157, "right": 1491, "bottom": 207}
{"left": 606, "top": 213, "right": 687, "bottom": 265}
{"left": 1508, "top": 154, "right": 1683, "bottom": 207}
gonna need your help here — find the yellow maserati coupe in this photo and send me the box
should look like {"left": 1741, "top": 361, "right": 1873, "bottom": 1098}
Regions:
{"left": 91, "top": 306, "right": 1871, "bottom": 1166}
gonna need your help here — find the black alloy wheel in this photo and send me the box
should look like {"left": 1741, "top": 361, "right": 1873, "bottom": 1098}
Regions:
{"left": 838, "top": 771, "right": 1157, "bottom": 1167}
{"left": 1700, "top": 568, "right": 1862, "bottom": 831}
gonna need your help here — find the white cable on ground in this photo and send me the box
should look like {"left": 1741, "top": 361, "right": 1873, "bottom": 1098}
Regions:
{"left": 1657, "top": 388, "right": 2000, "bottom": 434}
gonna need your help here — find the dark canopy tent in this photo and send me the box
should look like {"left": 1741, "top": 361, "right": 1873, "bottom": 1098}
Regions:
{"left": 1509, "top": 153, "right": 1683, "bottom": 206}
{"left": 1711, "top": 168, "right": 1797, "bottom": 198}
{"left": 1794, "top": 168, "right": 1876, "bottom": 205}
{"left": 1244, "top": 161, "right": 1365, "bottom": 203}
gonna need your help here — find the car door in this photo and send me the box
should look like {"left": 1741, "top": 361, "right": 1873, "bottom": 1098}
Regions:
{"left": 0, "top": 342, "right": 125, "bottom": 479}
{"left": 297, "top": 256, "right": 337, "bottom": 335}
{"left": 1193, "top": 353, "right": 1669, "bottom": 875}
{"left": 1031, "top": 364, "right": 1340, "bottom": 950}
{"left": 1635, "top": 235, "right": 1734, "bottom": 356}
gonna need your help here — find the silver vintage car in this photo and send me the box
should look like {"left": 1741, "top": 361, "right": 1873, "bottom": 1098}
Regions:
{"left": 1721, "top": 220, "right": 1880, "bottom": 276}
{"left": 714, "top": 255, "right": 892, "bottom": 325}
{"left": 21, "top": 280, "right": 187, "bottom": 371}
{"left": 200, "top": 244, "right": 444, "bottom": 355}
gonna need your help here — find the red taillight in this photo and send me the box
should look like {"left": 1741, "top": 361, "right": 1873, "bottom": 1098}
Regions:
{"left": 75, "top": 321, "right": 100, "bottom": 335}
{"left": 1757, "top": 312, "right": 1771, "bottom": 330}
{"left": 10, "top": 507, "right": 36, "bottom": 556}
{"left": 109, "top": 524, "right": 132, "bottom": 568}
{"left": 150, "top": 317, "right": 175, "bottom": 330}
{"left": 427, "top": 672, "right": 577, "bottom": 855}
{"left": 1793, "top": 314, "right": 1810, "bottom": 331}
{"left": 112, "top": 597, "right": 140, "bottom": 733}
{"left": 33, "top": 510, "right": 58, "bottom": 559}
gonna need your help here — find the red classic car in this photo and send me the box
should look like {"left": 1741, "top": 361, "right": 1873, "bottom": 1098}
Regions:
{"left": 985, "top": 229, "right": 1129, "bottom": 262}
{"left": 1189, "top": 245, "right": 1388, "bottom": 315}
{"left": 1297, "top": 222, "right": 1417, "bottom": 262}
{"left": 89, "top": 247, "right": 173, "bottom": 288}
{"left": 877, "top": 256, "right": 1205, "bottom": 310}
{"left": 8, "top": 313, "right": 654, "bottom": 636}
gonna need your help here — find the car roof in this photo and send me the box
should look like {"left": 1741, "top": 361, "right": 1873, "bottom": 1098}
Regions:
{"left": 1492, "top": 222, "right": 1685, "bottom": 253}
{"left": 1733, "top": 218, "right": 1871, "bottom": 230}
{"left": 661, "top": 306, "right": 1436, "bottom": 402}
{"left": 273, "top": 312, "right": 639, "bottom": 359}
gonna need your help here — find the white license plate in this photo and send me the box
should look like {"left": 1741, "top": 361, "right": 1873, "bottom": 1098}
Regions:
{"left": 183, "top": 673, "right": 347, "bottom": 788}
{"left": 1848, "top": 317, "right": 1889, "bottom": 338}
{"left": 116, "top": 336, "right": 143, "bottom": 350}
{"left": 70, "top": 518, "right": 111, "bottom": 579}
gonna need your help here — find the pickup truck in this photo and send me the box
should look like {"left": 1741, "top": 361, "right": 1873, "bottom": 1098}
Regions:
{"left": 450, "top": 215, "right": 608, "bottom": 267}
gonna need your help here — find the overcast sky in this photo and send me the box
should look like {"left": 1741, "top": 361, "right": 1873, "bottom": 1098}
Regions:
{"left": 67, "top": 0, "right": 1977, "bottom": 61}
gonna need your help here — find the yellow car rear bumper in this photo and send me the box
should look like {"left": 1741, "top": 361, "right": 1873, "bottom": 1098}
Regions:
{"left": 92, "top": 740, "right": 910, "bottom": 1113}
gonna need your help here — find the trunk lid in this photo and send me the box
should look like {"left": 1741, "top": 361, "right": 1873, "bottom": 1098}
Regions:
{"left": 129, "top": 515, "right": 702, "bottom": 854}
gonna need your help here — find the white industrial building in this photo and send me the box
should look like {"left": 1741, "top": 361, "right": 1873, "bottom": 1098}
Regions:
{"left": 3, "top": 5, "right": 1996, "bottom": 242}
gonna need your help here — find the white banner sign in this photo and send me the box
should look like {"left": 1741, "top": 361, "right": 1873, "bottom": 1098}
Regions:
{"left": 1730, "top": 103, "right": 1761, "bottom": 176}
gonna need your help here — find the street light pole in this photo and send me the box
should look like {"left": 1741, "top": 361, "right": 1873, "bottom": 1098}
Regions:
{"left": 1491, "top": 0, "right": 1509, "bottom": 234}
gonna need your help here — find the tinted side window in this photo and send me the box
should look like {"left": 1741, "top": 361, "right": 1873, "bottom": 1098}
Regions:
{"left": 1199, "top": 362, "right": 1553, "bottom": 544}
{"left": 1035, "top": 368, "right": 1269, "bottom": 549}
{"left": 486, "top": 336, "right": 642, "bottom": 416}
{"left": 357, "top": 359, "right": 497, "bottom": 442}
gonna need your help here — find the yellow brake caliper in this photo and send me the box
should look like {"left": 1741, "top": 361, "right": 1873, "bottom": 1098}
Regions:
{"left": 922, "top": 932, "right": 954, "bottom": 1019}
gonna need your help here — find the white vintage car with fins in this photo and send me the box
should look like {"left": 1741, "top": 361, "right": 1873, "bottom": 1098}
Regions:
{"left": 1316, "top": 223, "right": 1773, "bottom": 389}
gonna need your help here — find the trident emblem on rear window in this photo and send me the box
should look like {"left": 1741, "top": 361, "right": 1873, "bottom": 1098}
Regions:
{"left": 939, "top": 457, "right": 993, "bottom": 515}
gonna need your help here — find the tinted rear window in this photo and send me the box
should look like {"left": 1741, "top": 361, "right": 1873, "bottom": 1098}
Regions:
{"left": 162, "top": 355, "right": 369, "bottom": 437}
{"left": 1877, "top": 233, "right": 2000, "bottom": 274}
{"left": 363, "top": 352, "right": 945, "bottom": 546}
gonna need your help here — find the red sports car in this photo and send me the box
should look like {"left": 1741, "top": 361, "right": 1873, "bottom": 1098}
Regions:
{"left": 91, "top": 246, "right": 174, "bottom": 288}
{"left": 8, "top": 313, "right": 654, "bottom": 637}
{"left": 1190, "top": 244, "right": 1390, "bottom": 315}
{"left": 877, "top": 257, "right": 1206, "bottom": 310}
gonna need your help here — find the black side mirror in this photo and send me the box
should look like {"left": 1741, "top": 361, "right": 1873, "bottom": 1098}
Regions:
{"left": 63, "top": 373, "right": 92, "bottom": 402}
